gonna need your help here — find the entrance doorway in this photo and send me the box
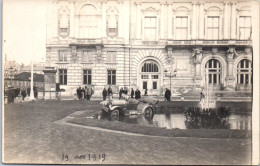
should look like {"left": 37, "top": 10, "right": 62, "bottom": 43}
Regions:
{"left": 140, "top": 60, "right": 160, "bottom": 95}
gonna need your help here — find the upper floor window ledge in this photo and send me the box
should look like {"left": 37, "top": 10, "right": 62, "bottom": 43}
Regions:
{"left": 81, "top": 62, "right": 94, "bottom": 64}
{"left": 57, "top": 61, "right": 69, "bottom": 64}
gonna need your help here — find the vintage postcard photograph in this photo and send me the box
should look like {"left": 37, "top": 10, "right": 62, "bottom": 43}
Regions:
{"left": 2, "top": 0, "right": 260, "bottom": 165}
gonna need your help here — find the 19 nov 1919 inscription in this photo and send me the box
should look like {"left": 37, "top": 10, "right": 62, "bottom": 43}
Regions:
{"left": 62, "top": 153, "right": 106, "bottom": 162}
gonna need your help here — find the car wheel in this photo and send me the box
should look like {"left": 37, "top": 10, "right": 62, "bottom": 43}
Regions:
{"left": 110, "top": 108, "right": 120, "bottom": 121}
{"left": 144, "top": 107, "right": 154, "bottom": 120}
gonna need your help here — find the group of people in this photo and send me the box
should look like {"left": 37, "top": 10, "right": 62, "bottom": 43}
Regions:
{"left": 5, "top": 86, "right": 38, "bottom": 103}
{"left": 118, "top": 88, "right": 128, "bottom": 100}
{"left": 101, "top": 87, "right": 143, "bottom": 101}
{"left": 102, "top": 86, "right": 113, "bottom": 101}
{"left": 76, "top": 86, "right": 94, "bottom": 100}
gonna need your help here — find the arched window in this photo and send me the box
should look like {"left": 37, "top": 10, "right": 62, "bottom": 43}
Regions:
{"left": 79, "top": 5, "right": 98, "bottom": 38}
{"left": 141, "top": 61, "right": 159, "bottom": 72}
{"left": 205, "top": 59, "right": 221, "bottom": 84}
{"left": 237, "top": 59, "right": 252, "bottom": 85}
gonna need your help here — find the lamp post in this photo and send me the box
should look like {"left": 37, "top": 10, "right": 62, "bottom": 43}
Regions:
{"left": 164, "top": 69, "right": 177, "bottom": 92}
{"left": 29, "top": 25, "right": 35, "bottom": 101}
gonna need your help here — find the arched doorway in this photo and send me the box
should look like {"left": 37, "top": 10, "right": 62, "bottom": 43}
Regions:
{"left": 205, "top": 59, "right": 222, "bottom": 89}
{"left": 140, "top": 60, "right": 160, "bottom": 95}
{"left": 236, "top": 59, "right": 252, "bottom": 90}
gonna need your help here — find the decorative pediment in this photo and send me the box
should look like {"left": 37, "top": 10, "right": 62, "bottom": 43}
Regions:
{"left": 142, "top": 7, "right": 160, "bottom": 15}
{"left": 173, "top": 6, "right": 190, "bottom": 15}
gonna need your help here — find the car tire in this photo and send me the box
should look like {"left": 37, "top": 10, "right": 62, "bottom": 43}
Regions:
{"left": 110, "top": 108, "right": 120, "bottom": 121}
{"left": 144, "top": 107, "right": 154, "bottom": 120}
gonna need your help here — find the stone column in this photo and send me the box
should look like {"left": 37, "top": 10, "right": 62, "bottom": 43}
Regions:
{"left": 167, "top": 3, "right": 172, "bottom": 39}
{"left": 199, "top": 1, "right": 204, "bottom": 40}
{"left": 192, "top": 2, "right": 198, "bottom": 40}
{"left": 136, "top": 2, "right": 141, "bottom": 39}
{"left": 231, "top": 2, "right": 237, "bottom": 40}
{"left": 69, "top": 2, "right": 75, "bottom": 38}
{"left": 223, "top": 1, "right": 230, "bottom": 39}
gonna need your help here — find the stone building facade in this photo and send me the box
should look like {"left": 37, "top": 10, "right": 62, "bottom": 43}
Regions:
{"left": 46, "top": 0, "right": 256, "bottom": 96}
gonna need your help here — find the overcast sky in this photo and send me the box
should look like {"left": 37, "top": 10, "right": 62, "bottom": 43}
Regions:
{"left": 3, "top": 0, "right": 47, "bottom": 65}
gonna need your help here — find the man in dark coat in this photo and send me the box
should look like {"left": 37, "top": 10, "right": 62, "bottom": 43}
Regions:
{"left": 76, "top": 87, "right": 81, "bottom": 100}
{"left": 78, "top": 87, "right": 82, "bottom": 100}
{"left": 135, "top": 89, "right": 141, "bottom": 99}
{"left": 27, "top": 87, "right": 31, "bottom": 97}
{"left": 131, "top": 88, "right": 134, "bottom": 99}
{"left": 21, "top": 88, "right": 26, "bottom": 100}
{"left": 165, "top": 88, "right": 171, "bottom": 101}
{"left": 107, "top": 86, "right": 113, "bottom": 101}
{"left": 144, "top": 89, "right": 148, "bottom": 96}
{"left": 102, "top": 88, "right": 107, "bottom": 101}
{"left": 119, "top": 88, "right": 123, "bottom": 100}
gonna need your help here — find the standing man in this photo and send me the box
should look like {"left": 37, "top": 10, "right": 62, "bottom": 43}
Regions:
{"left": 27, "top": 87, "right": 31, "bottom": 97}
{"left": 107, "top": 86, "right": 113, "bottom": 102}
{"left": 119, "top": 88, "right": 123, "bottom": 100}
{"left": 80, "top": 87, "right": 84, "bottom": 100}
{"left": 76, "top": 87, "right": 81, "bottom": 100}
{"left": 21, "top": 88, "right": 26, "bottom": 100}
{"left": 200, "top": 89, "right": 205, "bottom": 101}
{"left": 86, "top": 87, "right": 91, "bottom": 100}
{"left": 165, "top": 88, "right": 171, "bottom": 101}
{"left": 144, "top": 89, "right": 148, "bottom": 96}
{"left": 84, "top": 86, "right": 88, "bottom": 100}
{"left": 167, "top": 89, "right": 171, "bottom": 101}
{"left": 131, "top": 88, "right": 134, "bottom": 99}
{"left": 90, "top": 87, "right": 94, "bottom": 100}
{"left": 102, "top": 88, "right": 107, "bottom": 101}
{"left": 135, "top": 88, "right": 141, "bottom": 99}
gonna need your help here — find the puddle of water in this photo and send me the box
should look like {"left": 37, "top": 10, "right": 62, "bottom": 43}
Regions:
{"left": 97, "top": 110, "right": 251, "bottom": 130}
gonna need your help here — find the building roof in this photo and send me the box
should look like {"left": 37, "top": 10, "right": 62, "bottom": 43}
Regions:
{"left": 14, "top": 72, "right": 44, "bottom": 82}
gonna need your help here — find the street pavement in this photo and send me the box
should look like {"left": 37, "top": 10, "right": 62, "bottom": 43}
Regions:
{"left": 3, "top": 100, "right": 252, "bottom": 165}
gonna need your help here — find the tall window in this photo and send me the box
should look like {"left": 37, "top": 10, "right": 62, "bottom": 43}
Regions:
{"left": 237, "top": 59, "right": 252, "bottom": 84}
{"left": 175, "top": 16, "right": 188, "bottom": 40}
{"left": 205, "top": 59, "right": 221, "bottom": 84}
{"left": 239, "top": 16, "right": 251, "bottom": 40}
{"left": 79, "top": 5, "right": 98, "bottom": 38}
{"left": 107, "top": 51, "right": 117, "bottom": 63}
{"left": 144, "top": 17, "right": 156, "bottom": 41}
{"left": 82, "top": 51, "right": 92, "bottom": 62}
{"left": 59, "top": 50, "right": 67, "bottom": 61}
{"left": 107, "top": 70, "right": 116, "bottom": 85}
{"left": 207, "top": 16, "right": 219, "bottom": 40}
{"left": 83, "top": 70, "right": 92, "bottom": 84}
{"left": 59, "top": 69, "right": 67, "bottom": 85}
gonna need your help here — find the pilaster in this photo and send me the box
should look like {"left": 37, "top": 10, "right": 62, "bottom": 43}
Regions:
{"left": 223, "top": 1, "right": 230, "bottom": 39}
{"left": 231, "top": 2, "right": 237, "bottom": 40}
{"left": 136, "top": 2, "right": 141, "bottom": 39}
{"left": 167, "top": 3, "right": 173, "bottom": 39}
{"left": 69, "top": 2, "right": 75, "bottom": 38}
{"left": 199, "top": 1, "right": 204, "bottom": 40}
{"left": 192, "top": 2, "right": 198, "bottom": 39}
